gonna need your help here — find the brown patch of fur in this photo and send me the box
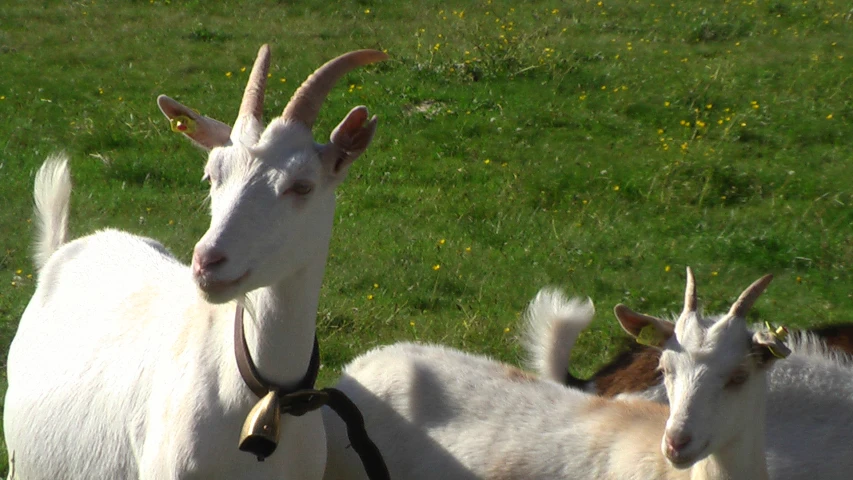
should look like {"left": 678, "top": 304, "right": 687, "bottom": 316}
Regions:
{"left": 503, "top": 365, "right": 537, "bottom": 383}
{"left": 581, "top": 393, "right": 668, "bottom": 420}
{"left": 812, "top": 323, "right": 853, "bottom": 355}
{"left": 593, "top": 343, "right": 663, "bottom": 397}
{"left": 578, "top": 396, "right": 670, "bottom": 478}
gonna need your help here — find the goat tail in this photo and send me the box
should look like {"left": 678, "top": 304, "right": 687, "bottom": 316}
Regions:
{"left": 522, "top": 288, "right": 595, "bottom": 384}
{"left": 33, "top": 153, "right": 72, "bottom": 272}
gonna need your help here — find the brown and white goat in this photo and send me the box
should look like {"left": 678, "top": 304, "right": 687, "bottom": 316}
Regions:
{"left": 323, "top": 269, "right": 787, "bottom": 480}
{"left": 525, "top": 270, "right": 853, "bottom": 480}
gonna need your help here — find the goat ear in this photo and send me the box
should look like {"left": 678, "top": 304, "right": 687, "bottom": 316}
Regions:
{"left": 751, "top": 330, "right": 791, "bottom": 367}
{"left": 324, "top": 106, "right": 378, "bottom": 177}
{"left": 614, "top": 304, "right": 674, "bottom": 347}
{"left": 157, "top": 95, "right": 232, "bottom": 151}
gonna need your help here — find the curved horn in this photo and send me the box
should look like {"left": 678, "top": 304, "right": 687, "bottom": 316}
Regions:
{"left": 683, "top": 266, "right": 697, "bottom": 315}
{"left": 282, "top": 49, "right": 388, "bottom": 128}
{"left": 237, "top": 44, "right": 271, "bottom": 122}
{"left": 728, "top": 274, "right": 773, "bottom": 319}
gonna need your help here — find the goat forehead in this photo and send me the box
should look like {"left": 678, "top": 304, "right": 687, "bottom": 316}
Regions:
{"left": 668, "top": 320, "right": 750, "bottom": 371}
{"left": 675, "top": 312, "right": 747, "bottom": 348}
{"left": 666, "top": 349, "right": 745, "bottom": 377}
{"left": 706, "top": 315, "right": 753, "bottom": 356}
{"left": 672, "top": 313, "right": 711, "bottom": 349}
{"left": 211, "top": 146, "right": 320, "bottom": 188}
{"left": 252, "top": 144, "right": 322, "bottom": 181}
{"left": 268, "top": 149, "right": 321, "bottom": 178}
{"left": 256, "top": 119, "right": 319, "bottom": 164}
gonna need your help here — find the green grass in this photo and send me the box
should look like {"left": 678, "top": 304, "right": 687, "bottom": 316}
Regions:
{"left": 0, "top": 0, "right": 851, "bottom": 473}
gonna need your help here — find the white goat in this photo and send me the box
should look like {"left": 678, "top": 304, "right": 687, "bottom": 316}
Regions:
{"left": 527, "top": 276, "right": 853, "bottom": 480}
{"left": 4, "top": 45, "right": 386, "bottom": 479}
{"left": 323, "top": 268, "right": 787, "bottom": 480}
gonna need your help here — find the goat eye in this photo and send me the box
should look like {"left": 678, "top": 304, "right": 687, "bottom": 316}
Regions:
{"left": 726, "top": 369, "right": 749, "bottom": 388}
{"left": 286, "top": 183, "right": 314, "bottom": 196}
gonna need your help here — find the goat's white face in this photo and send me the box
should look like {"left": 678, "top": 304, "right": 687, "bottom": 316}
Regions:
{"left": 192, "top": 122, "right": 338, "bottom": 302}
{"left": 658, "top": 313, "right": 765, "bottom": 468}
{"left": 614, "top": 268, "right": 788, "bottom": 469}
{"left": 157, "top": 46, "right": 387, "bottom": 303}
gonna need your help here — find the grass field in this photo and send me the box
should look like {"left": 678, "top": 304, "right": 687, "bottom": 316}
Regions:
{"left": 0, "top": 0, "right": 851, "bottom": 473}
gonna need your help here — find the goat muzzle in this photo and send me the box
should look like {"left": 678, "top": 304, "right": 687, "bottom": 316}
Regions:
{"left": 238, "top": 391, "right": 281, "bottom": 461}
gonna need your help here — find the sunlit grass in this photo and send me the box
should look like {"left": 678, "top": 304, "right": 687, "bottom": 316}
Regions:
{"left": 0, "top": 0, "right": 851, "bottom": 473}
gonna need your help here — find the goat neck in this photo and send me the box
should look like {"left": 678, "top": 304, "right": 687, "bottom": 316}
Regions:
{"left": 240, "top": 260, "right": 326, "bottom": 389}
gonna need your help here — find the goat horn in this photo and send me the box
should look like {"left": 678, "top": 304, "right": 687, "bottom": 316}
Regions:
{"left": 682, "top": 266, "right": 697, "bottom": 315}
{"left": 237, "top": 44, "right": 271, "bottom": 122}
{"left": 728, "top": 274, "right": 773, "bottom": 319}
{"left": 282, "top": 49, "right": 388, "bottom": 128}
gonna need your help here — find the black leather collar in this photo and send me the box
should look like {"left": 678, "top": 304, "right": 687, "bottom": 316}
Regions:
{"left": 233, "top": 304, "right": 320, "bottom": 400}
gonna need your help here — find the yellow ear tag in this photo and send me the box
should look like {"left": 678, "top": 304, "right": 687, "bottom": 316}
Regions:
{"left": 636, "top": 324, "right": 664, "bottom": 347}
{"left": 170, "top": 115, "right": 197, "bottom": 134}
{"left": 764, "top": 321, "right": 790, "bottom": 359}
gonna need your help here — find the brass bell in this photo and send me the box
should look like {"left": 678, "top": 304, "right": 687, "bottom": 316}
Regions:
{"left": 239, "top": 391, "right": 281, "bottom": 461}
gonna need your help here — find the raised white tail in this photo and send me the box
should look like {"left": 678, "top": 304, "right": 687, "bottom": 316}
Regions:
{"left": 522, "top": 288, "right": 594, "bottom": 382}
{"left": 32, "top": 153, "right": 71, "bottom": 272}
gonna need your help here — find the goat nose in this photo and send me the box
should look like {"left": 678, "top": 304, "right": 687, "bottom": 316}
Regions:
{"left": 666, "top": 433, "right": 692, "bottom": 453}
{"left": 192, "top": 249, "right": 227, "bottom": 275}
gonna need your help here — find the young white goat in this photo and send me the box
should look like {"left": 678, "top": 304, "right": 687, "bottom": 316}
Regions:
{"left": 323, "top": 268, "right": 787, "bottom": 480}
{"left": 527, "top": 275, "right": 853, "bottom": 480}
{"left": 4, "top": 45, "right": 386, "bottom": 479}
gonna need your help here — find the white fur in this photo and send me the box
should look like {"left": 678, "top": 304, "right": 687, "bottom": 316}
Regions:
{"left": 4, "top": 53, "right": 380, "bottom": 478}
{"left": 32, "top": 152, "right": 71, "bottom": 271}
{"left": 528, "top": 302, "right": 853, "bottom": 480}
{"left": 323, "top": 287, "right": 778, "bottom": 480}
{"left": 522, "top": 288, "right": 593, "bottom": 383}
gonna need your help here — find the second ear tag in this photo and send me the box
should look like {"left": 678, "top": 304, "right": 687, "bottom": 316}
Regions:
{"left": 170, "top": 115, "right": 197, "bottom": 134}
{"left": 636, "top": 324, "right": 665, "bottom": 347}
